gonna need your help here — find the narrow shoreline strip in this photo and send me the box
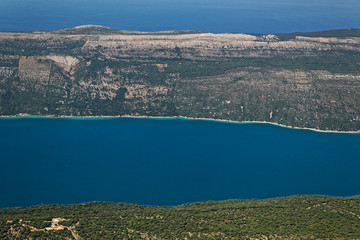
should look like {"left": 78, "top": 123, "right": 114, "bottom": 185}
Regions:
{"left": 1, "top": 114, "right": 359, "bottom": 134}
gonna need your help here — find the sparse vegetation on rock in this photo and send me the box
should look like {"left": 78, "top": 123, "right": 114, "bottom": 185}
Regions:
{"left": 0, "top": 26, "right": 359, "bottom": 131}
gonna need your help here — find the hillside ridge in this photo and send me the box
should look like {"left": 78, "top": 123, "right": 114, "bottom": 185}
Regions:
{"left": 0, "top": 27, "right": 359, "bottom": 131}
{"left": 1, "top": 195, "right": 359, "bottom": 239}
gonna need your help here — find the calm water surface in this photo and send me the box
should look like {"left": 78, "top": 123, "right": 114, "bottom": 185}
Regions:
{"left": 0, "top": 118, "right": 359, "bottom": 207}
{"left": 1, "top": 1, "right": 360, "bottom": 208}
{"left": 0, "top": 0, "right": 359, "bottom": 33}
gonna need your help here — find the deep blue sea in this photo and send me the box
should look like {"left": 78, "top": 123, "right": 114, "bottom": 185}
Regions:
{"left": 1, "top": 0, "right": 360, "bottom": 208}
{"left": 0, "top": 0, "right": 360, "bottom": 33}
{"left": 0, "top": 118, "right": 359, "bottom": 207}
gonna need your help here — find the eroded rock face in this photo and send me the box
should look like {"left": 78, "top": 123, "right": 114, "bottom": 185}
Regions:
{"left": 0, "top": 26, "right": 359, "bottom": 131}
{"left": 46, "top": 55, "right": 79, "bottom": 73}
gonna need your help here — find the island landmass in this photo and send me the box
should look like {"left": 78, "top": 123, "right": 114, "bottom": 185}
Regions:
{"left": 0, "top": 26, "right": 360, "bottom": 132}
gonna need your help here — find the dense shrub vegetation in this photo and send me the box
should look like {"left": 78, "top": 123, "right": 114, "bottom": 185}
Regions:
{"left": 1, "top": 195, "right": 359, "bottom": 239}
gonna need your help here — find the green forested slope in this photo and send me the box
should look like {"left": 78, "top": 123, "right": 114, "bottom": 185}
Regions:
{"left": 1, "top": 195, "right": 359, "bottom": 239}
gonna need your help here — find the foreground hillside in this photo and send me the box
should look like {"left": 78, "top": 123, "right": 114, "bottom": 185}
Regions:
{"left": 0, "top": 195, "right": 359, "bottom": 239}
{"left": 0, "top": 26, "right": 360, "bottom": 131}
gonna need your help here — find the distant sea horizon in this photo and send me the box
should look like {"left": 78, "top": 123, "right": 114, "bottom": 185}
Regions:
{"left": 0, "top": 0, "right": 360, "bottom": 34}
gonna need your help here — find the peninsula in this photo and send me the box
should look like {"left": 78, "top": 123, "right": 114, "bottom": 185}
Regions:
{"left": 0, "top": 26, "right": 360, "bottom": 131}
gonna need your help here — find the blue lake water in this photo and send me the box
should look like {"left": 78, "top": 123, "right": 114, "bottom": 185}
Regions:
{"left": 0, "top": 118, "right": 359, "bottom": 207}
{"left": 0, "top": 0, "right": 360, "bottom": 33}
